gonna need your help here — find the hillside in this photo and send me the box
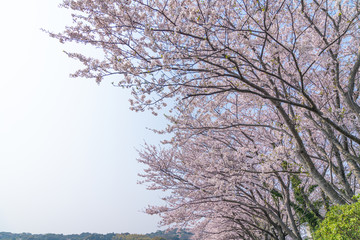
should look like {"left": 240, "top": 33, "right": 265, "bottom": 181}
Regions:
{"left": 0, "top": 230, "right": 192, "bottom": 240}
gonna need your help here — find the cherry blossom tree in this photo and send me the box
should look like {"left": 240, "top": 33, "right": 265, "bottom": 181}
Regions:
{"left": 49, "top": 0, "right": 360, "bottom": 239}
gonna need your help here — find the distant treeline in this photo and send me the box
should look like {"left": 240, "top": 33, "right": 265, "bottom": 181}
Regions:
{"left": 0, "top": 229, "right": 192, "bottom": 240}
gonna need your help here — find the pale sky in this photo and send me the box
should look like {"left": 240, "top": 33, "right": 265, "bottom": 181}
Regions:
{"left": 0, "top": 0, "right": 165, "bottom": 235}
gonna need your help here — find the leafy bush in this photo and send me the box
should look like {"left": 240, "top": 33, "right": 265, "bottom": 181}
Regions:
{"left": 314, "top": 197, "right": 360, "bottom": 240}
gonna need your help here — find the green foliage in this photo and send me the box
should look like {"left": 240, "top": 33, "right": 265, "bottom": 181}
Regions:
{"left": 280, "top": 160, "right": 289, "bottom": 170}
{"left": 146, "top": 229, "right": 192, "bottom": 240}
{"left": 290, "top": 175, "right": 321, "bottom": 231}
{"left": 278, "top": 162, "right": 323, "bottom": 232}
{"left": 314, "top": 197, "right": 360, "bottom": 240}
{"left": 308, "top": 184, "right": 318, "bottom": 194}
{"left": 270, "top": 188, "right": 283, "bottom": 199}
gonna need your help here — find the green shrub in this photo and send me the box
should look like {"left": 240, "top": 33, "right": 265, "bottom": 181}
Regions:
{"left": 314, "top": 197, "right": 360, "bottom": 240}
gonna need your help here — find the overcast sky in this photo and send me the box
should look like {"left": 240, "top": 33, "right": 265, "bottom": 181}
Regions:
{"left": 0, "top": 0, "right": 166, "bottom": 235}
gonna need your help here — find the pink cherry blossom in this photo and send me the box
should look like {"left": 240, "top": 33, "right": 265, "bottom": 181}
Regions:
{"left": 48, "top": 0, "right": 360, "bottom": 239}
